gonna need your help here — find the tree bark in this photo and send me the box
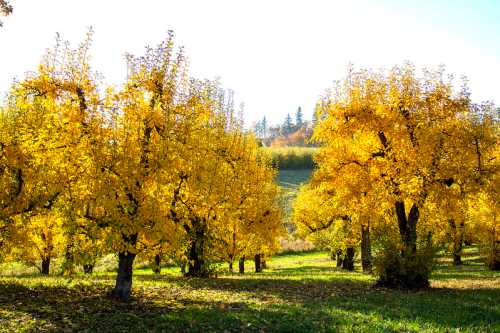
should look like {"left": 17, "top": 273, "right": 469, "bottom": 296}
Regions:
{"left": 448, "top": 219, "right": 464, "bottom": 266}
{"left": 180, "top": 262, "right": 186, "bottom": 274}
{"left": 239, "top": 257, "right": 245, "bottom": 274}
{"left": 361, "top": 225, "right": 372, "bottom": 273}
{"left": 63, "top": 242, "right": 75, "bottom": 275}
{"left": 185, "top": 218, "right": 208, "bottom": 277}
{"left": 336, "top": 249, "right": 343, "bottom": 268}
{"left": 395, "top": 201, "right": 418, "bottom": 256}
{"left": 377, "top": 201, "right": 429, "bottom": 289}
{"left": 41, "top": 257, "right": 50, "bottom": 275}
{"left": 342, "top": 247, "right": 355, "bottom": 271}
{"left": 152, "top": 254, "right": 161, "bottom": 274}
{"left": 228, "top": 261, "right": 233, "bottom": 273}
{"left": 112, "top": 233, "right": 137, "bottom": 301}
{"left": 83, "top": 264, "right": 94, "bottom": 274}
{"left": 255, "top": 254, "right": 262, "bottom": 273}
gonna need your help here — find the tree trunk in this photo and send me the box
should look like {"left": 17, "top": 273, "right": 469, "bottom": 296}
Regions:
{"left": 63, "top": 242, "right": 75, "bottom": 275}
{"left": 377, "top": 201, "right": 429, "bottom": 289}
{"left": 336, "top": 249, "right": 343, "bottom": 267}
{"left": 361, "top": 225, "right": 372, "bottom": 273}
{"left": 83, "top": 264, "right": 94, "bottom": 274}
{"left": 489, "top": 258, "right": 500, "bottom": 270}
{"left": 152, "top": 254, "right": 161, "bottom": 274}
{"left": 185, "top": 218, "right": 208, "bottom": 277}
{"left": 448, "top": 219, "right": 464, "bottom": 266}
{"left": 112, "top": 233, "right": 137, "bottom": 301}
{"left": 396, "top": 201, "right": 418, "bottom": 255}
{"left": 255, "top": 254, "right": 262, "bottom": 273}
{"left": 239, "top": 257, "right": 245, "bottom": 274}
{"left": 487, "top": 239, "right": 500, "bottom": 270}
{"left": 41, "top": 257, "right": 50, "bottom": 275}
{"left": 228, "top": 261, "right": 233, "bottom": 273}
{"left": 181, "top": 262, "right": 186, "bottom": 274}
{"left": 342, "top": 247, "right": 355, "bottom": 271}
{"left": 186, "top": 239, "right": 205, "bottom": 277}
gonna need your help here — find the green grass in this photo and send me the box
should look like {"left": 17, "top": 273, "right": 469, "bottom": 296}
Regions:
{"left": 1, "top": 249, "right": 499, "bottom": 332}
{"left": 277, "top": 169, "right": 313, "bottom": 191}
{"left": 277, "top": 169, "right": 313, "bottom": 232}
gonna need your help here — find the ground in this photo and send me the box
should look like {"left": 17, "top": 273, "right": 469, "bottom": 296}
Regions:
{"left": 0, "top": 249, "right": 499, "bottom": 332}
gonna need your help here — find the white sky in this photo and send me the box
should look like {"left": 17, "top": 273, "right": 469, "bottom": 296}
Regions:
{"left": 1, "top": 0, "right": 499, "bottom": 126}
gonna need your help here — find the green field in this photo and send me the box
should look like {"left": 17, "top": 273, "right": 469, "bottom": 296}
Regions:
{"left": 1, "top": 249, "right": 499, "bottom": 332}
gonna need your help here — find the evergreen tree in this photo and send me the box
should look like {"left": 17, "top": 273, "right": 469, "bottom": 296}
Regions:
{"left": 254, "top": 120, "right": 262, "bottom": 138}
{"left": 295, "top": 107, "right": 303, "bottom": 127}
{"left": 261, "top": 116, "right": 267, "bottom": 138}
{"left": 283, "top": 113, "right": 293, "bottom": 134}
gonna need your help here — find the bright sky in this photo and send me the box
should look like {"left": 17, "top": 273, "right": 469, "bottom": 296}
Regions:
{"left": 1, "top": 0, "right": 499, "bottom": 126}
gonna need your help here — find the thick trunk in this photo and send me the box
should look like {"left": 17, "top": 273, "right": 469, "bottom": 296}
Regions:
{"left": 63, "top": 242, "right": 75, "bottom": 275}
{"left": 152, "top": 254, "right": 161, "bottom": 274}
{"left": 448, "top": 219, "right": 464, "bottom": 266}
{"left": 228, "top": 261, "right": 233, "bottom": 273}
{"left": 395, "top": 201, "right": 418, "bottom": 256}
{"left": 239, "top": 257, "right": 245, "bottom": 274}
{"left": 112, "top": 251, "right": 136, "bottom": 301}
{"left": 342, "top": 247, "right": 355, "bottom": 271}
{"left": 487, "top": 239, "right": 500, "bottom": 270}
{"left": 185, "top": 218, "right": 208, "bottom": 277}
{"left": 180, "top": 262, "right": 186, "bottom": 274}
{"left": 336, "top": 249, "right": 343, "bottom": 267}
{"left": 255, "top": 254, "right": 262, "bottom": 273}
{"left": 41, "top": 257, "right": 51, "bottom": 275}
{"left": 489, "top": 258, "right": 500, "bottom": 271}
{"left": 186, "top": 239, "right": 205, "bottom": 277}
{"left": 361, "top": 225, "right": 372, "bottom": 273}
{"left": 112, "top": 233, "right": 137, "bottom": 301}
{"left": 83, "top": 264, "right": 94, "bottom": 274}
{"left": 377, "top": 202, "right": 429, "bottom": 289}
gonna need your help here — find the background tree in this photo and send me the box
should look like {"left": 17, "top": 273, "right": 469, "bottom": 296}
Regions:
{"left": 283, "top": 113, "right": 293, "bottom": 135}
{"left": 295, "top": 107, "right": 303, "bottom": 127}
{"left": 0, "top": 0, "right": 12, "bottom": 27}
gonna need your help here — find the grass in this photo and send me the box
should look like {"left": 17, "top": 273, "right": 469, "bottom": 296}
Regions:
{"left": 1, "top": 249, "right": 499, "bottom": 332}
{"left": 276, "top": 168, "right": 313, "bottom": 233}
{"left": 277, "top": 169, "right": 313, "bottom": 191}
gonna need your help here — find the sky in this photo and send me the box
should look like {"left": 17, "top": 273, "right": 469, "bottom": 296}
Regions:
{"left": 1, "top": 0, "right": 499, "bottom": 126}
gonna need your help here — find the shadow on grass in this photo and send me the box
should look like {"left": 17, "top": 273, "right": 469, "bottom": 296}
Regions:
{"left": 1, "top": 270, "right": 499, "bottom": 332}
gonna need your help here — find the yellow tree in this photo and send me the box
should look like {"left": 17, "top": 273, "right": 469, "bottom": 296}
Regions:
{"left": 213, "top": 144, "right": 283, "bottom": 273}
{"left": 10, "top": 212, "right": 66, "bottom": 274}
{"left": 1, "top": 31, "right": 106, "bottom": 276}
{"left": 312, "top": 64, "right": 488, "bottom": 288}
{"left": 80, "top": 32, "right": 205, "bottom": 299}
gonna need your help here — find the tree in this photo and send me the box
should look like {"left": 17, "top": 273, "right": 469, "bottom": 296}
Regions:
{"left": 0, "top": 0, "right": 12, "bottom": 27}
{"left": 295, "top": 107, "right": 303, "bottom": 127}
{"left": 311, "top": 64, "right": 494, "bottom": 288}
{"left": 283, "top": 113, "right": 293, "bottom": 135}
{"left": 261, "top": 116, "right": 267, "bottom": 138}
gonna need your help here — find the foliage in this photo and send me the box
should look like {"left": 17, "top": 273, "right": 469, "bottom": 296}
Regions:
{"left": 0, "top": 31, "right": 283, "bottom": 299}
{"left": 295, "top": 63, "right": 499, "bottom": 287}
